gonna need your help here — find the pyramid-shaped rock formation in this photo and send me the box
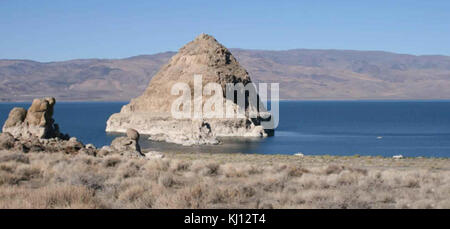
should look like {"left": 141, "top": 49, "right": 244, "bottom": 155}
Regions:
{"left": 106, "top": 34, "right": 274, "bottom": 145}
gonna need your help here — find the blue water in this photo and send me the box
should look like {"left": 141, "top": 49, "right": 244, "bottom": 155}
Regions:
{"left": 1, "top": 101, "right": 450, "bottom": 157}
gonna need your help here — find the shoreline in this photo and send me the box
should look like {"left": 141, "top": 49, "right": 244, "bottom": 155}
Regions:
{"left": 142, "top": 146, "right": 450, "bottom": 159}
{"left": 162, "top": 151, "right": 450, "bottom": 170}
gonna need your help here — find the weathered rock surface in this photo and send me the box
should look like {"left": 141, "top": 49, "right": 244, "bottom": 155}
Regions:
{"left": 2, "top": 97, "right": 68, "bottom": 140}
{"left": 110, "top": 135, "right": 144, "bottom": 158}
{"left": 3, "top": 108, "right": 27, "bottom": 129}
{"left": 126, "top": 128, "right": 140, "bottom": 141}
{"left": 0, "top": 130, "right": 150, "bottom": 158}
{"left": 102, "top": 129, "right": 145, "bottom": 158}
{"left": 0, "top": 135, "right": 83, "bottom": 154}
{"left": 1, "top": 98, "right": 87, "bottom": 155}
{"left": 1, "top": 99, "right": 153, "bottom": 159}
{"left": 1, "top": 129, "right": 150, "bottom": 158}
{"left": 148, "top": 120, "right": 219, "bottom": 146}
{"left": 65, "top": 137, "right": 85, "bottom": 154}
{"left": 106, "top": 34, "right": 274, "bottom": 145}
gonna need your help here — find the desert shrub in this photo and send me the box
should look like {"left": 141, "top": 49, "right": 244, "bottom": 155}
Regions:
{"left": 16, "top": 164, "right": 42, "bottom": 181}
{"left": 117, "top": 160, "right": 142, "bottom": 179}
{"left": 191, "top": 161, "right": 220, "bottom": 176}
{"left": 335, "top": 171, "right": 359, "bottom": 186}
{"left": 348, "top": 167, "right": 368, "bottom": 175}
{"left": 0, "top": 162, "right": 17, "bottom": 173}
{"left": 221, "top": 163, "right": 263, "bottom": 178}
{"left": 154, "top": 183, "right": 207, "bottom": 208}
{"left": 118, "top": 185, "right": 146, "bottom": 202}
{"left": 103, "top": 156, "right": 122, "bottom": 168}
{"left": 144, "top": 158, "right": 170, "bottom": 172}
{"left": 0, "top": 150, "right": 448, "bottom": 209}
{"left": 0, "top": 153, "right": 29, "bottom": 164}
{"left": 287, "top": 165, "right": 309, "bottom": 177}
{"left": 41, "top": 185, "right": 99, "bottom": 208}
{"left": 323, "top": 164, "right": 345, "bottom": 175}
{"left": 170, "top": 160, "right": 191, "bottom": 172}
{"left": 158, "top": 173, "right": 175, "bottom": 188}
{"left": 0, "top": 185, "right": 102, "bottom": 209}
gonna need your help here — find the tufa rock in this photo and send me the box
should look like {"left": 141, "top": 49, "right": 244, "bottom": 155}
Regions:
{"left": 115, "top": 33, "right": 251, "bottom": 113}
{"left": 0, "top": 100, "right": 147, "bottom": 159}
{"left": 106, "top": 34, "right": 274, "bottom": 145}
{"left": 82, "top": 144, "right": 97, "bottom": 156}
{"left": 110, "top": 130, "right": 144, "bottom": 158}
{"left": 126, "top": 128, "right": 140, "bottom": 141}
{"left": 26, "top": 97, "right": 55, "bottom": 126}
{"left": 2, "top": 97, "right": 68, "bottom": 140}
{"left": 97, "top": 146, "right": 114, "bottom": 157}
{"left": 65, "top": 137, "right": 84, "bottom": 154}
{"left": 85, "top": 144, "right": 96, "bottom": 150}
{"left": 3, "top": 107, "right": 27, "bottom": 129}
{"left": 148, "top": 120, "right": 219, "bottom": 146}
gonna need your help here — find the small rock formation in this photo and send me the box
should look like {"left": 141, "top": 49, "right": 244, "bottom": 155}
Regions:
{"left": 65, "top": 137, "right": 84, "bottom": 154}
{"left": 0, "top": 134, "right": 85, "bottom": 154}
{"left": 106, "top": 34, "right": 274, "bottom": 145}
{"left": 126, "top": 128, "right": 140, "bottom": 141}
{"left": 3, "top": 108, "right": 27, "bottom": 129}
{"left": 2, "top": 97, "right": 68, "bottom": 140}
{"left": 109, "top": 128, "right": 144, "bottom": 158}
{"left": 85, "top": 143, "right": 96, "bottom": 150}
{"left": 0, "top": 98, "right": 84, "bottom": 155}
{"left": 1, "top": 99, "right": 152, "bottom": 159}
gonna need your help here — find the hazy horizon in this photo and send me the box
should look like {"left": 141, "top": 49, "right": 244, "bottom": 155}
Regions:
{"left": 2, "top": 46, "right": 450, "bottom": 63}
{"left": 1, "top": 0, "right": 449, "bottom": 61}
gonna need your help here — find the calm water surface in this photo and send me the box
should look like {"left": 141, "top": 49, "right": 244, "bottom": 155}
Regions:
{"left": 1, "top": 101, "right": 449, "bottom": 157}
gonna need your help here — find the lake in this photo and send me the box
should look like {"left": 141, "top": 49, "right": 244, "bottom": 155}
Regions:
{"left": 1, "top": 101, "right": 450, "bottom": 157}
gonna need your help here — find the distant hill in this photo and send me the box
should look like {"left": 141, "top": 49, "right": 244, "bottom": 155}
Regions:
{"left": 1, "top": 49, "right": 450, "bottom": 101}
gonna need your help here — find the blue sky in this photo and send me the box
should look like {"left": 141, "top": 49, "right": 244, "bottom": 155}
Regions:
{"left": 1, "top": 0, "right": 449, "bottom": 61}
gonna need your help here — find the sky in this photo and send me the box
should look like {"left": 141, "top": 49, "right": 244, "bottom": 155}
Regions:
{"left": 1, "top": 0, "right": 449, "bottom": 61}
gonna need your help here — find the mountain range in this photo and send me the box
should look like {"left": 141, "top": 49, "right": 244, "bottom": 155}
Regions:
{"left": 1, "top": 49, "right": 450, "bottom": 101}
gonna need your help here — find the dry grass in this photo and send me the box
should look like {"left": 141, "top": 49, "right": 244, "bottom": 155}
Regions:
{"left": 0, "top": 150, "right": 449, "bottom": 209}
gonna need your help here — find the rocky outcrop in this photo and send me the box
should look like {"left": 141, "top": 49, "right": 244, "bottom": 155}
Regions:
{"left": 106, "top": 34, "right": 274, "bottom": 145}
{"left": 1, "top": 128, "right": 150, "bottom": 159}
{"left": 147, "top": 120, "right": 219, "bottom": 146}
{"left": 109, "top": 128, "right": 143, "bottom": 157}
{"left": 0, "top": 97, "right": 87, "bottom": 154}
{"left": 126, "top": 128, "right": 140, "bottom": 141}
{"left": 3, "top": 108, "right": 27, "bottom": 129}
{"left": 0, "top": 134, "right": 84, "bottom": 154}
{"left": 1, "top": 99, "right": 152, "bottom": 159}
{"left": 110, "top": 137, "right": 143, "bottom": 157}
{"left": 2, "top": 97, "right": 68, "bottom": 140}
{"left": 98, "top": 128, "right": 145, "bottom": 158}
